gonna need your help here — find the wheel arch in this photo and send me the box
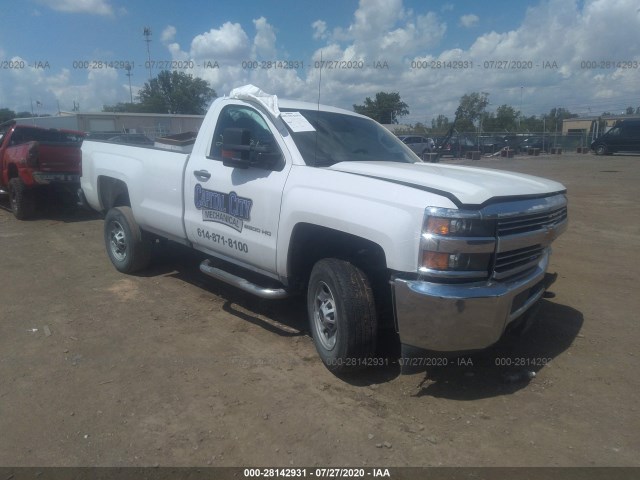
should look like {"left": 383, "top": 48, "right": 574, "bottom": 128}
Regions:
{"left": 286, "top": 223, "right": 388, "bottom": 290}
{"left": 98, "top": 175, "right": 131, "bottom": 211}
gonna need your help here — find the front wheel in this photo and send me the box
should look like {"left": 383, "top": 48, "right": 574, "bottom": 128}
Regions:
{"left": 594, "top": 144, "right": 607, "bottom": 156}
{"left": 104, "top": 206, "right": 151, "bottom": 273}
{"left": 307, "top": 258, "right": 377, "bottom": 372}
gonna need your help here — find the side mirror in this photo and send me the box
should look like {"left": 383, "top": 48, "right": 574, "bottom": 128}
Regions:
{"left": 222, "top": 128, "right": 283, "bottom": 170}
{"left": 222, "top": 128, "right": 252, "bottom": 168}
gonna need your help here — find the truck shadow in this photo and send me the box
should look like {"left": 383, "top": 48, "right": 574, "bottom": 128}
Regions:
{"left": 336, "top": 299, "right": 583, "bottom": 393}
{"left": 139, "top": 241, "right": 309, "bottom": 338}
{"left": 0, "top": 191, "right": 102, "bottom": 223}
{"left": 408, "top": 300, "right": 584, "bottom": 399}
{"left": 135, "top": 241, "right": 583, "bottom": 395}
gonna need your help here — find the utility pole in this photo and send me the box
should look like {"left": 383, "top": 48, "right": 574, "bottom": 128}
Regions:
{"left": 144, "top": 27, "right": 152, "bottom": 80}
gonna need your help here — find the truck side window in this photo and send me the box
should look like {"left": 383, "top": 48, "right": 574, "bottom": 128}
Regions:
{"left": 209, "top": 105, "right": 281, "bottom": 167}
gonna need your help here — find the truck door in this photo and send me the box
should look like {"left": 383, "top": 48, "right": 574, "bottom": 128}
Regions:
{"left": 621, "top": 122, "right": 640, "bottom": 152}
{"left": 184, "top": 102, "right": 291, "bottom": 276}
{"left": 605, "top": 126, "right": 622, "bottom": 152}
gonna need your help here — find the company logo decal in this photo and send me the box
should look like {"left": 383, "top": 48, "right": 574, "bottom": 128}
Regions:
{"left": 194, "top": 184, "right": 253, "bottom": 233}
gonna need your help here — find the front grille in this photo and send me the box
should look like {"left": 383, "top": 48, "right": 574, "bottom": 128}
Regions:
{"left": 497, "top": 206, "right": 567, "bottom": 236}
{"left": 494, "top": 244, "right": 545, "bottom": 280}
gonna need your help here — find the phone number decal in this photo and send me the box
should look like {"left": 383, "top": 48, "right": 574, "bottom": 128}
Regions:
{"left": 197, "top": 228, "right": 249, "bottom": 253}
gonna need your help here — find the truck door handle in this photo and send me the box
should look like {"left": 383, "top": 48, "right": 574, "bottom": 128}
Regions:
{"left": 193, "top": 169, "right": 211, "bottom": 180}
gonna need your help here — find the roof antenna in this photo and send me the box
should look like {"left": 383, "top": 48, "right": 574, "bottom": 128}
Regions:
{"left": 314, "top": 50, "right": 323, "bottom": 166}
{"left": 317, "top": 50, "right": 322, "bottom": 109}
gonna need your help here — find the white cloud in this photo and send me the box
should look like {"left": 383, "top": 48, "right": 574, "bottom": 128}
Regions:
{"left": 161, "top": 26, "right": 177, "bottom": 44}
{"left": 460, "top": 14, "right": 479, "bottom": 28}
{"left": 312, "top": 20, "right": 328, "bottom": 40}
{"left": 252, "top": 17, "right": 277, "bottom": 59}
{"left": 190, "top": 22, "right": 251, "bottom": 61}
{"left": 35, "top": 0, "right": 114, "bottom": 16}
{"left": 8, "top": 0, "right": 640, "bottom": 124}
{"left": 0, "top": 54, "right": 126, "bottom": 113}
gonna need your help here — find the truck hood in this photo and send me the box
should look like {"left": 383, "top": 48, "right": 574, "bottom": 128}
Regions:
{"left": 327, "top": 161, "right": 566, "bottom": 207}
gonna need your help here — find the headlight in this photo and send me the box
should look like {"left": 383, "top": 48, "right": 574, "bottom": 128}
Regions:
{"left": 424, "top": 212, "right": 494, "bottom": 237}
{"left": 420, "top": 208, "right": 496, "bottom": 279}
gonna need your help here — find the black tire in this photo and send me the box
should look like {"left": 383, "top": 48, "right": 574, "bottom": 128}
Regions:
{"left": 594, "top": 144, "right": 607, "bottom": 156}
{"left": 8, "top": 177, "right": 36, "bottom": 220}
{"left": 104, "top": 206, "right": 152, "bottom": 273}
{"left": 307, "top": 258, "right": 377, "bottom": 372}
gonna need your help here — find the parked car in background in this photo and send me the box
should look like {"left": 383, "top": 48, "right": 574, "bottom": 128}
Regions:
{"left": 105, "top": 134, "right": 154, "bottom": 146}
{"left": 434, "top": 135, "right": 476, "bottom": 157}
{"left": 591, "top": 119, "right": 640, "bottom": 155}
{"left": 503, "top": 135, "right": 525, "bottom": 151}
{"left": 518, "top": 136, "right": 550, "bottom": 153}
{"left": 398, "top": 135, "right": 435, "bottom": 157}
{"left": 85, "top": 132, "right": 154, "bottom": 146}
{"left": 478, "top": 136, "right": 507, "bottom": 154}
{"left": 399, "top": 135, "right": 435, "bottom": 156}
{"left": 0, "top": 121, "right": 84, "bottom": 219}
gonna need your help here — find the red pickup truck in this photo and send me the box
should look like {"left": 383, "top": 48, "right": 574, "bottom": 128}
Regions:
{"left": 0, "top": 121, "right": 85, "bottom": 219}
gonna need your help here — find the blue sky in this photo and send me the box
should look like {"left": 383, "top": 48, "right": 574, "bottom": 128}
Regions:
{"left": 1, "top": 0, "right": 638, "bottom": 125}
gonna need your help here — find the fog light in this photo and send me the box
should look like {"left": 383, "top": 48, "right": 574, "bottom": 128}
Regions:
{"left": 422, "top": 251, "right": 450, "bottom": 270}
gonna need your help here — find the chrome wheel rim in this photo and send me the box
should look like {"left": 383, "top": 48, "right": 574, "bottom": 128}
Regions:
{"left": 313, "top": 281, "right": 337, "bottom": 350}
{"left": 109, "top": 220, "right": 127, "bottom": 262}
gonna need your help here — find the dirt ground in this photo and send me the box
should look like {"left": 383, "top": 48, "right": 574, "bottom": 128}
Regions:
{"left": 0, "top": 152, "right": 639, "bottom": 468}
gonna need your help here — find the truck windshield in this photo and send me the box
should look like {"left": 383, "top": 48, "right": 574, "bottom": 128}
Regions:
{"left": 281, "top": 108, "right": 419, "bottom": 167}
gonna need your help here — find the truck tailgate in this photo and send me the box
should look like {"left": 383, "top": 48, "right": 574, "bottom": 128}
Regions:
{"left": 37, "top": 142, "right": 82, "bottom": 173}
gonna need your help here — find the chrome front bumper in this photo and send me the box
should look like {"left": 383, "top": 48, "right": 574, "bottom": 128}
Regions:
{"left": 393, "top": 251, "right": 555, "bottom": 352}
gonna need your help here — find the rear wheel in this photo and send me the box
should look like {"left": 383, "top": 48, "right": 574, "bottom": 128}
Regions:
{"left": 8, "top": 178, "right": 36, "bottom": 220}
{"left": 307, "top": 258, "right": 377, "bottom": 372}
{"left": 104, "top": 206, "right": 151, "bottom": 273}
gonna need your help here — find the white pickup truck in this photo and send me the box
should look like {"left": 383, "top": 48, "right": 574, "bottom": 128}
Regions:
{"left": 81, "top": 85, "right": 567, "bottom": 372}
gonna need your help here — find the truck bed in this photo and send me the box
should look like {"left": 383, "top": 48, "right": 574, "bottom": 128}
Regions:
{"left": 81, "top": 140, "right": 191, "bottom": 243}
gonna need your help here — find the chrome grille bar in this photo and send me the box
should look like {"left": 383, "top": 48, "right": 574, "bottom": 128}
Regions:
{"left": 497, "top": 206, "right": 567, "bottom": 235}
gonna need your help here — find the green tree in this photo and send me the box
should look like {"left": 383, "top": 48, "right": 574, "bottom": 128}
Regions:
{"left": 494, "top": 104, "right": 519, "bottom": 131}
{"left": 412, "top": 122, "right": 429, "bottom": 135}
{"left": 353, "top": 92, "right": 409, "bottom": 124}
{"left": 519, "top": 115, "right": 544, "bottom": 132}
{"left": 431, "top": 114, "right": 450, "bottom": 133}
{"left": 117, "top": 70, "right": 216, "bottom": 115}
{"left": 0, "top": 108, "right": 17, "bottom": 123}
{"left": 625, "top": 106, "right": 635, "bottom": 115}
{"left": 454, "top": 92, "right": 489, "bottom": 131}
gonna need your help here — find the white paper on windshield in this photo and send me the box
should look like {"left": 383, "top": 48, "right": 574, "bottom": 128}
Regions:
{"left": 280, "top": 111, "right": 316, "bottom": 132}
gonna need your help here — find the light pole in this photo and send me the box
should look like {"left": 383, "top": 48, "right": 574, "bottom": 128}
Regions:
{"left": 144, "top": 27, "right": 152, "bottom": 80}
{"left": 125, "top": 64, "right": 133, "bottom": 104}
{"left": 519, "top": 86, "right": 523, "bottom": 130}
